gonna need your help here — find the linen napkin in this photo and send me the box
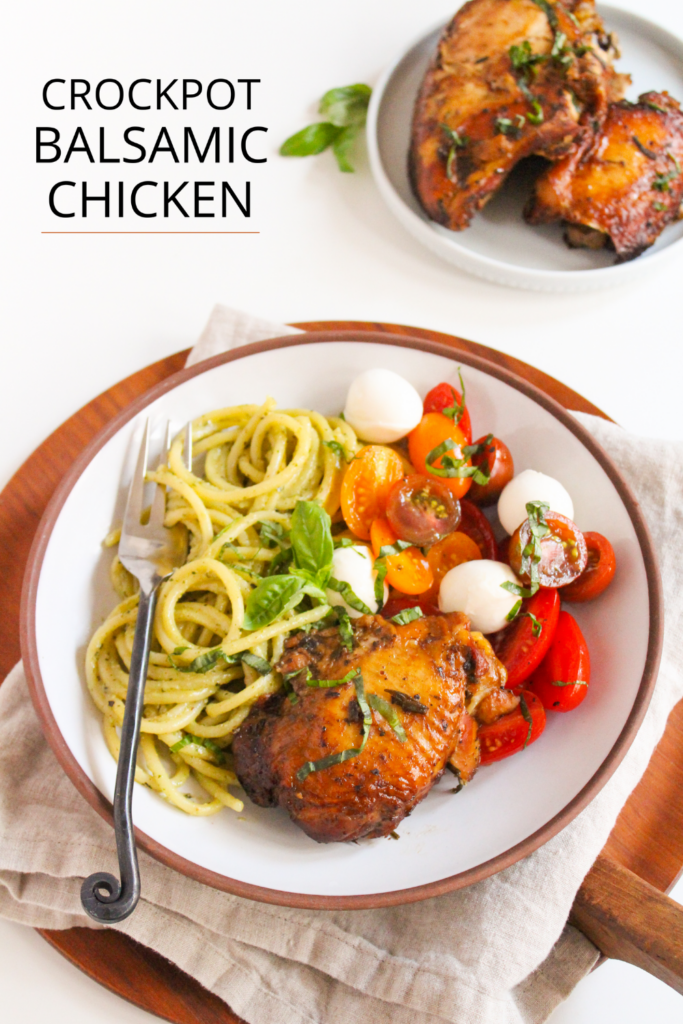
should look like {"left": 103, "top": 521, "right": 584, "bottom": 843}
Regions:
{"left": 1, "top": 304, "right": 682, "bottom": 1024}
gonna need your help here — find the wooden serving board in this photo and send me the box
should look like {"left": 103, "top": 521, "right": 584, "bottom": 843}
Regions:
{"left": 2, "top": 320, "right": 683, "bottom": 1020}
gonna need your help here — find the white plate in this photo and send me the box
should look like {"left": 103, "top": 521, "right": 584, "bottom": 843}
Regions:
{"left": 23, "top": 335, "right": 661, "bottom": 907}
{"left": 367, "top": 5, "right": 683, "bottom": 291}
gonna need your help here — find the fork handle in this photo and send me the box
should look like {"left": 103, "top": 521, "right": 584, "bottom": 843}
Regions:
{"left": 81, "top": 585, "right": 158, "bottom": 923}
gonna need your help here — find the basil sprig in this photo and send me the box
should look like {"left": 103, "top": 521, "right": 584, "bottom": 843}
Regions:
{"left": 280, "top": 84, "right": 371, "bottom": 173}
{"left": 296, "top": 670, "right": 371, "bottom": 781}
{"left": 243, "top": 500, "right": 335, "bottom": 629}
{"left": 367, "top": 694, "right": 406, "bottom": 742}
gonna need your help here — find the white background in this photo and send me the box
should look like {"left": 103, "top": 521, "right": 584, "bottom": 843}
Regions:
{"left": 2, "top": 0, "right": 683, "bottom": 1020}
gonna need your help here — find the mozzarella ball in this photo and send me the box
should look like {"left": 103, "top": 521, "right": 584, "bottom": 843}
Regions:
{"left": 439, "top": 560, "right": 521, "bottom": 634}
{"left": 326, "top": 545, "right": 388, "bottom": 619}
{"left": 498, "top": 469, "right": 574, "bottom": 535}
{"left": 344, "top": 368, "right": 423, "bottom": 443}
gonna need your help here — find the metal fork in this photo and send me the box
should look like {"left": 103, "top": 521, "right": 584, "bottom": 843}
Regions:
{"left": 81, "top": 420, "right": 186, "bottom": 923}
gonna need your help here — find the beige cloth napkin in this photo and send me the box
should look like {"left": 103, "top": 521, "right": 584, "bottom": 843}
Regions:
{"left": 1, "top": 304, "right": 682, "bottom": 1024}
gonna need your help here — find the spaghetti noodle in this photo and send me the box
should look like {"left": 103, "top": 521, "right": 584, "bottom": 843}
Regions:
{"left": 85, "top": 399, "right": 358, "bottom": 816}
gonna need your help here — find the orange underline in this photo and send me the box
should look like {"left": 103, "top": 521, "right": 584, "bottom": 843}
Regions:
{"left": 41, "top": 230, "right": 260, "bottom": 235}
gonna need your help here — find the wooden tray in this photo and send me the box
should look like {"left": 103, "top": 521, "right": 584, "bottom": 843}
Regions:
{"left": 2, "top": 320, "right": 682, "bottom": 1020}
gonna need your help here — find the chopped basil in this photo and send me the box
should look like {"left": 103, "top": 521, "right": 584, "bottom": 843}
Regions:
{"left": 240, "top": 653, "right": 272, "bottom": 675}
{"left": 323, "top": 439, "right": 352, "bottom": 462}
{"left": 170, "top": 734, "right": 225, "bottom": 762}
{"left": 441, "top": 123, "right": 469, "bottom": 149}
{"left": 333, "top": 536, "right": 360, "bottom": 550}
{"left": 306, "top": 668, "right": 358, "bottom": 688}
{"left": 168, "top": 647, "right": 227, "bottom": 673}
{"left": 425, "top": 438, "right": 490, "bottom": 485}
{"left": 368, "top": 693, "right": 407, "bottom": 742}
{"left": 531, "top": 0, "right": 558, "bottom": 30}
{"left": 523, "top": 500, "right": 550, "bottom": 590}
{"left": 296, "top": 670, "right": 371, "bottom": 781}
{"left": 550, "top": 679, "right": 588, "bottom": 687}
{"left": 653, "top": 154, "right": 681, "bottom": 192}
{"left": 632, "top": 136, "right": 658, "bottom": 160}
{"left": 373, "top": 559, "right": 388, "bottom": 609}
{"left": 653, "top": 201, "right": 666, "bottom": 212}
{"left": 509, "top": 40, "right": 545, "bottom": 75}
{"left": 496, "top": 115, "right": 526, "bottom": 139}
{"left": 259, "top": 520, "right": 291, "bottom": 549}
{"left": 441, "top": 125, "right": 469, "bottom": 182}
{"left": 522, "top": 612, "right": 543, "bottom": 638}
{"left": 527, "top": 100, "right": 544, "bottom": 125}
{"left": 390, "top": 606, "right": 424, "bottom": 625}
{"left": 219, "top": 542, "right": 245, "bottom": 561}
{"left": 645, "top": 100, "right": 667, "bottom": 114}
{"left": 519, "top": 693, "right": 534, "bottom": 749}
{"left": 501, "top": 580, "right": 539, "bottom": 600}
{"left": 172, "top": 646, "right": 189, "bottom": 655}
{"left": 506, "top": 599, "right": 523, "bottom": 622}
{"left": 378, "top": 540, "right": 412, "bottom": 558}
{"left": 385, "top": 689, "right": 429, "bottom": 714}
{"left": 389, "top": 830, "right": 400, "bottom": 840}
{"left": 334, "top": 606, "right": 355, "bottom": 650}
{"left": 327, "top": 576, "right": 372, "bottom": 614}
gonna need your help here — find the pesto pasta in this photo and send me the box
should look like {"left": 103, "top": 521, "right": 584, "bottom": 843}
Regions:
{"left": 85, "top": 399, "right": 358, "bottom": 816}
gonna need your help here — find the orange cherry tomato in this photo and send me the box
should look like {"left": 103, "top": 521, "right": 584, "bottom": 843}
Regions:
{"left": 425, "top": 531, "right": 481, "bottom": 601}
{"left": 370, "top": 518, "right": 434, "bottom": 595}
{"left": 340, "top": 446, "right": 404, "bottom": 540}
{"left": 408, "top": 413, "right": 473, "bottom": 500}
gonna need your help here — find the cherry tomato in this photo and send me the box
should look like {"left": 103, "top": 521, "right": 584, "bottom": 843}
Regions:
{"left": 510, "top": 512, "right": 587, "bottom": 588}
{"left": 468, "top": 436, "right": 514, "bottom": 506}
{"left": 497, "top": 536, "right": 511, "bottom": 566}
{"left": 381, "top": 594, "right": 441, "bottom": 620}
{"left": 340, "top": 446, "right": 404, "bottom": 540}
{"left": 386, "top": 474, "right": 461, "bottom": 547}
{"left": 459, "top": 499, "right": 498, "bottom": 560}
{"left": 560, "top": 532, "right": 616, "bottom": 603}
{"left": 479, "top": 691, "right": 546, "bottom": 765}
{"left": 423, "top": 382, "right": 472, "bottom": 444}
{"left": 408, "top": 414, "right": 473, "bottom": 500}
{"left": 491, "top": 587, "right": 560, "bottom": 689}
{"left": 529, "top": 611, "right": 590, "bottom": 712}
{"left": 425, "top": 531, "right": 481, "bottom": 601}
{"left": 370, "top": 518, "right": 434, "bottom": 595}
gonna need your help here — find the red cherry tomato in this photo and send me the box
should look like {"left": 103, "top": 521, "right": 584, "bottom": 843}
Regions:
{"left": 459, "top": 499, "right": 498, "bottom": 560}
{"left": 479, "top": 691, "right": 546, "bottom": 765}
{"left": 510, "top": 512, "right": 587, "bottom": 588}
{"left": 386, "top": 475, "right": 461, "bottom": 546}
{"left": 380, "top": 594, "right": 441, "bottom": 620}
{"left": 423, "top": 382, "right": 472, "bottom": 444}
{"left": 491, "top": 587, "right": 560, "bottom": 689}
{"left": 529, "top": 611, "right": 591, "bottom": 712}
{"left": 468, "top": 436, "right": 515, "bottom": 506}
{"left": 560, "top": 532, "right": 616, "bottom": 603}
{"left": 497, "top": 536, "right": 511, "bottom": 566}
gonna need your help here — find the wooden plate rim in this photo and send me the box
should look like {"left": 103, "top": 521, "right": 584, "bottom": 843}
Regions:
{"left": 20, "top": 330, "right": 664, "bottom": 910}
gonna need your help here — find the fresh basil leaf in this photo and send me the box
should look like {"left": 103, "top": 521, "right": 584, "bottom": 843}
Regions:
{"left": 296, "top": 670, "right": 371, "bottom": 781}
{"left": 334, "top": 606, "right": 355, "bottom": 650}
{"left": 501, "top": 579, "right": 539, "bottom": 600}
{"left": 327, "top": 576, "right": 372, "bottom": 614}
{"left": 319, "top": 84, "right": 371, "bottom": 128}
{"left": 368, "top": 693, "right": 406, "bottom": 742}
{"left": 425, "top": 438, "right": 490, "bottom": 485}
{"left": 169, "top": 647, "right": 226, "bottom": 673}
{"left": 332, "top": 124, "right": 359, "bottom": 172}
{"left": 645, "top": 100, "right": 667, "bottom": 114}
{"left": 523, "top": 500, "right": 550, "bottom": 590}
{"left": 291, "top": 500, "right": 334, "bottom": 585}
{"left": 267, "top": 546, "right": 293, "bottom": 575}
{"left": 240, "top": 653, "right": 272, "bottom": 675}
{"left": 170, "top": 734, "right": 225, "bottom": 763}
{"left": 522, "top": 612, "right": 543, "bottom": 637}
{"left": 280, "top": 121, "right": 342, "bottom": 157}
{"left": 385, "top": 689, "right": 428, "bottom": 714}
{"left": 172, "top": 646, "right": 189, "bottom": 655}
{"left": 531, "top": 0, "right": 558, "bottom": 30}
{"left": 374, "top": 559, "right": 388, "bottom": 609}
{"left": 243, "top": 574, "right": 304, "bottom": 630}
{"left": 519, "top": 693, "right": 534, "bottom": 749}
{"left": 390, "top": 607, "right": 424, "bottom": 625}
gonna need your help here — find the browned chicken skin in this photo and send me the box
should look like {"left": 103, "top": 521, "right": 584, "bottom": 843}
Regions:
{"left": 410, "top": 0, "right": 627, "bottom": 231}
{"left": 232, "top": 613, "right": 516, "bottom": 843}
{"left": 526, "top": 91, "right": 683, "bottom": 260}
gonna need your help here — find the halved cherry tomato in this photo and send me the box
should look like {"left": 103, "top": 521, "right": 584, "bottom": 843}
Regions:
{"left": 425, "top": 531, "right": 481, "bottom": 601}
{"left": 370, "top": 518, "right": 434, "bottom": 595}
{"left": 386, "top": 475, "right": 461, "bottom": 546}
{"left": 529, "top": 611, "right": 590, "bottom": 712}
{"left": 468, "top": 436, "right": 514, "bottom": 506}
{"left": 459, "top": 499, "right": 498, "bottom": 560}
{"left": 510, "top": 512, "right": 587, "bottom": 588}
{"left": 491, "top": 587, "right": 560, "bottom": 689}
{"left": 560, "top": 532, "right": 616, "bottom": 603}
{"left": 423, "top": 382, "right": 472, "bottom": 444}
{"left": 479, "top": 691, "right": 546, "bottom": 765}
{"left": 381, "top": 593, "right": 441, "bottom": 620}
{"left": 340, "top": 446, "right": 404, "bottom": 540}
{"left": 408, "top": 414, "right": 473, "bottom": 500}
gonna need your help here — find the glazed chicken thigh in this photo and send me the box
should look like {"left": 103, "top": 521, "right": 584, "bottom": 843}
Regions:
{"left": 233, "top": 613, "right": 517, "bottom": 843}
{"left": 410, "top": 0, "right": 627, "bottom": 230}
